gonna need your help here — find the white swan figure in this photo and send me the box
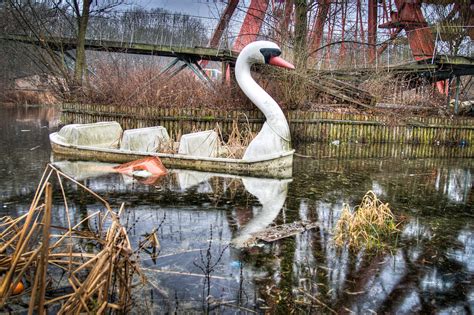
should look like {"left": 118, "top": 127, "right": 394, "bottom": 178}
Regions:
{"left": 235, "top": 41, "right": 295, "bottom": 160}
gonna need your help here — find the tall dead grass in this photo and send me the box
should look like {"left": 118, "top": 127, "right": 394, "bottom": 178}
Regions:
{"left": 334, "top": 191, "right": 404, "bottom": 251}
{"left": 66, "top": 59, "right": 348, "bottom": 111}
{"left": 215, "top": 120, "right": 256, "bottom": 159}
{"left": 361, "top": 72, "right": 446, "bottom": 109}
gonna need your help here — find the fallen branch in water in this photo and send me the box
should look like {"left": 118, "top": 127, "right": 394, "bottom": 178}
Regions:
{"left": 207, "top": 297, "right": 258, "bottom": 314}
{"left": 298, "top": 288, "right": 337, "bottom": 314}
{"left": 244, "top": 221, "right": 320, "bottom": 246}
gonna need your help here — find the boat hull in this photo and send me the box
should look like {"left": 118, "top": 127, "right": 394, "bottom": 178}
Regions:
{"left": 50, "top": 133, "right": 294, "bottom": 178}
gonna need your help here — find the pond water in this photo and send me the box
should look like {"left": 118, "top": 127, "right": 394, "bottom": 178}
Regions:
{"left": 0, "top": 105, "right": 473, "bottom": 314}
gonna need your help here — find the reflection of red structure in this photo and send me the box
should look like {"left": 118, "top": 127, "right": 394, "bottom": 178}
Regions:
{"left": 212, "top": 0, "right": 467, "bottom": 93}
{"left": 114, "top": 157, "right": 167, "bottom": 185}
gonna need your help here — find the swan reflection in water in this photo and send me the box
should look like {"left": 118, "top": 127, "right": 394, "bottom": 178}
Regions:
{"left": 53, "top": 161, "right": 290, "bottom": 248}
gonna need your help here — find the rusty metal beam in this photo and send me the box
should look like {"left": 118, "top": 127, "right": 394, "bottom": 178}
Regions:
{"left": 200, "top": 0, "right": 239, "bottom": 69}
{"left": 367, "top": 0, "right": 377, "bottom": 61}
{"left": 391, "top": 0, "right": 435, "bottom": 60}
{"left": 279, "top": 0, "right": 293, "bottom": 42}
{"left": 233, "top": 0, "right": 269, "bottom": 51}
{"left": 369, "top": 27, "right": 402, "bottom": 63}
{"left": 381, "top": 0, "right": 447, "bottom": 93}
{"left": 209, "top": 0, "right": 239, "bottom": 48}
{"left": 309, "top": 0, "right": 331, "bottom": 57}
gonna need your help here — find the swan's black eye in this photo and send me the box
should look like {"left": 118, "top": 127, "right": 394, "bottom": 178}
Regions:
{"left": 260, "top": 48, "right": 281, "bottom": 64}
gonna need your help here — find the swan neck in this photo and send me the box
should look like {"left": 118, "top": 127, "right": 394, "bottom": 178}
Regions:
{"left": 235, "top": 59, "right": 288, "bottom": 138}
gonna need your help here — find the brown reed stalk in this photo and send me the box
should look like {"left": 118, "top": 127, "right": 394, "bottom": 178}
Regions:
{"left": 0, "top": 164, "right": 145, "bottom": 313}
{"left": 28, "top": 182, "right": 52, "bottom": 315}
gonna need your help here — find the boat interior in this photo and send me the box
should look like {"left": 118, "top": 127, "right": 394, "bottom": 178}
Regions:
{"left": 55, "top": 121, "right": 231, "bottom": 158}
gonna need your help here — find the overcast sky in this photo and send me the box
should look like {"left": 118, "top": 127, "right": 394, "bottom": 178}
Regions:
{"left": 124, "top": 0, "right": 228, "bottom": 18}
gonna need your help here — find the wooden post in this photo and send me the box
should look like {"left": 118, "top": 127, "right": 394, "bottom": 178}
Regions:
{"left": 454, "top": 75, "right": 461, "bottom": 115}
{"left": 28, "top": 183, "right": 52, "bottom": 315}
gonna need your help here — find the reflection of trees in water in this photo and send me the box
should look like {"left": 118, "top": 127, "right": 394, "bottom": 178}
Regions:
{"left": 0, "top": 106, "right": 59, "bottom": 205}
{"left": 49, "top": 167, "right": 471, "bottom": 313}
{"left": 437, "top": 168, "right": 472, "bottom": 204}
{"left": 257, "top": 204, "right": 473, "bottom": 313}
{"left": 374, "top": 234, "right": 472, "bottom": 314}
{"left": 2, "top": 129, "right": 472, "bottom": 312}
{"left": 380, "top": 166, "right": 472, "bottom": 214}
{"left": 256, "top": 157, "right": 473, "bottom": 312}
{"left": 292, "top": 157, "right": 472, "bottom": 211}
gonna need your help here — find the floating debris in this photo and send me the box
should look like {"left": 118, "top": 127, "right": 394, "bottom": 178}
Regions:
{"left": 242, "top": 220, "right": 319, "bottom": 246}
{"left": 114, "top": 156, "right": 167, "bottom": 178}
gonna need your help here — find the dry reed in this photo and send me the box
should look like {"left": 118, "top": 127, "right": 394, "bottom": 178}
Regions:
{"left": 3, "top": 58, "right": 454, "bottom": 120}
{"left": 0, "top": 164, "right": 145, "bottom": 313}
{"left": 125, "top": 118, "right": 256, "bottom": 159}
{"left": 334, "top": 191, "right": 403, "bottom": 251}
{"left": 216, "top": 119, "right": 255, "bottom": 159}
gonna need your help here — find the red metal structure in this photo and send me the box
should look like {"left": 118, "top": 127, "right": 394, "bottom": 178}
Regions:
{"left": 380, "top": 0, "right": 435, "bottom": 60}
{"left": 217, "top": 0, "right": 469, "bottom": 94}
{"left": 200, "top": 0, "right": 239, "bottom": 69}
{"left": 209, "top": 0, "right": 240, "bottom": 49}
{"left": 379, "top": 0, "right": 446, "bottom": 93}
{"left": 367, "top": 0, "right": 377, "bottom": 61}
{"left": 309, "top": 0, "right": 331, "bottom": 58}
{"left": 222, "top": 0, "right": 462, "bottom": 58}
{"left": 233, "top": 0, "right": 269, "bottom": 51}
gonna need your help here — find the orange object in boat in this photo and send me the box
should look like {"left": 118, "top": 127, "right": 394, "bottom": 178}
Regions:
{"left": 114, "top": 157, "right": 167, "bottom": 178}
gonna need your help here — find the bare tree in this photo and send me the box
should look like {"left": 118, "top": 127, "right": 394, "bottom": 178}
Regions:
{"left": 293, "top": 0, "right": 308, "bottom": 69}
{"left": 4, "top": 0, "right": 123, "bottom": 90}
{"left": 64, "top": 0, "right": 123, "bottom": 87}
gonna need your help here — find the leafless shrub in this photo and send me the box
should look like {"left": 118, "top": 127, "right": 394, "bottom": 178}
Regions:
{"left": 361, "top": 72, "right": 446, "bottom": 110}
{"left": 76, "top": 60, "right": 251, "bottom": 110}
{"left": 193, "top": 225, "right": 229, "bottom": 312}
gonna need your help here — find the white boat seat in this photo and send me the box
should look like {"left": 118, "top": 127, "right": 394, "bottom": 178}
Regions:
{"left": 120, "top": 126, "right": 170, "bottom": 152}
{"left": 57, "top": 121, "right": 122, "bottom": 148}
{"left": 178, "top": 130, "right": 218, "bottom": 158}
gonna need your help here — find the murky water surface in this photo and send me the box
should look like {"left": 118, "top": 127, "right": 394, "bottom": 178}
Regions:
{"left": 0, "top": 105, "right": 473, "bottom": 313}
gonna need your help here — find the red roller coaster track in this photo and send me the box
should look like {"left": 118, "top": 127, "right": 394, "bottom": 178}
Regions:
{"left": 209, "top": 0, "right": 471, "bottom": 93}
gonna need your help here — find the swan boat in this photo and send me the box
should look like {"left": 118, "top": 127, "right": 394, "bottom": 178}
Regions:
{"left": 50, "top": 41, "right": 295, "bottom": 179}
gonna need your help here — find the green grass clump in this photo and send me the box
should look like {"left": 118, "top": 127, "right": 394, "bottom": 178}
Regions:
{"left": 334, "top": 191, "right": 403, "bottom": 251}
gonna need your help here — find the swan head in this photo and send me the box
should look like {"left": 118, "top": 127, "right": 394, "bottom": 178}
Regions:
{"left": 238, "top": 41, "right": 295, "bottom": 70}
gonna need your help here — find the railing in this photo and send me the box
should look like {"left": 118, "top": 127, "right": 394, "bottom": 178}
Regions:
{"left": 311, "top": 25, "right": 473, "bottom": 71}
{"left": 25, "top": 11, "right": 241, "bottom": 51}
{"left": 8, "top": 7, "right": 472, "bottom": 68}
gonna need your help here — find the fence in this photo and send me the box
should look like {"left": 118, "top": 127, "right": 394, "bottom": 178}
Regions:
{"left": 61, "top": 103, "right": 474, "bottom": 148}
{"left": 296, "top": 142, "right": 474, "bottom": 159}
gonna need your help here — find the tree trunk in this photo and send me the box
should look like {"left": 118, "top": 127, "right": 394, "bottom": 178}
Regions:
{"left": 74, "top": 0, "right": 91, "bottom": 87}
{"left": 293, "top": 0, "right": 308, "bottom": 69}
